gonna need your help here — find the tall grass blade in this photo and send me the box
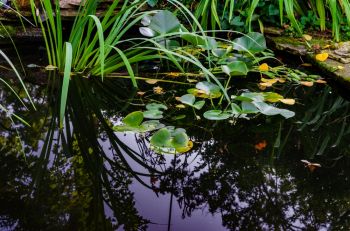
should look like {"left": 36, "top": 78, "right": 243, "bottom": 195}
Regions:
{"left": 60, "top": 42, "right": 72, "bottom": 129}
{"left": 316, "top": 0, "right": 326, "bottom": 31}
{"left": 112, "top": 47, "right": 137, "bottom": 88}
{"left": 88, "top": 15, "right": 105, "bottom": 79}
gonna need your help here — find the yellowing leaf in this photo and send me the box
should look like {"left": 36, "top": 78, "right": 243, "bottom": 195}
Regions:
{"left": 45, "top": 65, "right": 58, "bottom": 70}
{"left": 137, "top": 91, "right": 146, "bottom": 96}
{"left": 316, "top": 79, "right": 327, "bottom": 84}
{"left": 261, "top": 78, "right": 278, "bottom": 84}
{"left": 337, "top": 65, "right": 344, "bottom": 70}
{"left": 259, "top": 63, "right": 269, "bottom": 71}
{"left": 146, "top": 79, "right": 158, "bottom": 84}
{"left": 303, "top": 34, "right": 312, "bottom": 41}
{"left": 175, "top": 97, "right": 181, "bottom": 101}
{"left": 176, "top": 104, "right": 186, "bottom": 108}
{"left": 176, "top": 140, "right": 194, "bottom": 153}
{"left": 315, "top": 53, "right": 329, "bottom": 62}
{"left": 300, "top": 81, "right": 314, "bottom": 87}
{"left": 277, "top": 78, "right": 286, "bottom": 83}
{"left": 166, "top": 72, "right": 181, "bottom": 77}
{"left": 259, "top": 82, "right": 273, "bottom": 88}
{"left": 279, "top": 98, "right": 295, "bottom": 105}
{"left": 322, "top": 44, "right": 331, "bottom": 49}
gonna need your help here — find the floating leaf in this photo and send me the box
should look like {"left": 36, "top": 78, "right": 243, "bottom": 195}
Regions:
{"left": 146, "top": 103, "right": 168, "bottom": 111}
{"left": 179, "top": 94, "right": 195, "bottom": 106}
{"left": 146, "top": 79, "right": 158, "bottom": 84}
{"left": 151, "top": 128, "right": 171, "bottom": 147}
{"left": 316, "top": 79, "right": 327, "bottom": 84}
{"left": 181, "top": 34, "right": 217, "bottom": 49}
{"left": 188, "top": 81, "right": 222, "bottom": 98}
{"left": 300, "top": 81, "right": 314, "bottom": 87}
{"left": 315, "top": 53, "right": 328, "bottom": 62}
{"left": 175, "top": 140, "right": 193, "bottom": 153}
{"left": 258, "top": 63, "right": 269, "bottom": 71}
{"left": 123, "top": 111, "right": 143, "bottom": 127}
{"left": 193, "top": 100, "right": 205, "bottom": 110}
{"left": 279, "top": 98, "right": 295, "bottom": 105}
{"left": 203, "top": 110, "right": 231, "bottom": 120}
{"left": 143, "top": 110, "right": 163, "bottom": 119}
{"left": 263, "top": 92, "right": 283, "bottom": 103}
{"left": 45, "top": 65, "right": 58, "bottom": 70}
{"left": 176, "top": 104, "right": 186, "bottom": 108}
{"left": 222, "top": 61, "right": 249, "bottom": 76}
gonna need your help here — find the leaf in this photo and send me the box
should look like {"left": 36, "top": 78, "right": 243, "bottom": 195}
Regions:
{"left": 153, "top": 86, "right": 164, "bottom": 94}
{"left": 300, "top": 81, "right": 314, "bottom": 87}
{"left": 176, "top": 104, "right": 186, "bottom": 108}
{"left": 181, "top": 34, "right": 217, "bottom": 49}
{"left": 171, "top": 130, "right": 189, "bottom": 148}
{"left": 146, "top": 103, "right": 168, "bottom": 111}
{"left": 179, "top": 94, "right": 195, "bottom": 106}
{"left": 222, "top": 61, "right": 249, "bottom": 76}
{"left": 253, "top": 101, "right": 295, "bottom": 118}
{"left": 139, "top": 27, "right": 156, "bottom": 37}
{"left": 303, "top": 34, "right": 312, "bottom": 41}
{"left": 263, "top": 92, "right": 283, "bottom": 103}
{"left": 45, "top": 64, "right": 57, "bottom": 70}
{"left": 175, "top": 140, "right": 193, "bottom": 153}
{"left": 233, "top": 32, "right": 266, "bottom": 53}
{"left": 255, "top": 140, "right": 267, "bottom": 151}
{"left": 193, "top": 100, "right": 205, "bottom": 110}
{"left": 316, "top": 79, "right": 327, "bottom": 84}
{"left": 141, "top": 15, "right": 152, "bottom": 26}
{"left": 145, "top": 79, "right": 158, "bottom": 84}
{"left": 143, "top": 110, "right": 163, "bottom": 119}
{"left": 315, "top": 53, "right": 328, "bottom": 62}
{"left": 149, "top": 10, "right": 181, "bottom": 35}
{"left": 147, "top": 0, "right": 158, "bottom": 7}
{"left": 123, "top": 111, "right": 144, "bottom": 127}
{"left": 150, "top": 128, "right": 171, "bottom": 147}
{"left": 203, "top": 110, "right": 231, "bottom": 120}
{"left": 258, "top": 63, "right": 269, "bottom": 71}
{"left": 279, "top": 98, "right": 295, "bottom": 105}
{"left": 196, "top": 81, "right": 220, "bottom": 95}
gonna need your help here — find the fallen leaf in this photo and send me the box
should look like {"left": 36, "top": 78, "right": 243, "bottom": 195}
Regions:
{"left": 153, "top": 86, "right": 164, "bottom": 94}
{"left": 303, "top": 34, "right": 312, "bottom": 41}
{"left": 277, "top": 78, "right": 286, "bottom": 83}
{"left": 259, "top": 82, "right": 273, "bottom": 88}
{"left": 322, "top": 44, "right": 331, "bottom": 49}
{"left": 279, "top": 98, "right": 295, "bottom": 105}
{"left": 45, "top": 65, "right": 58, "bottom": 70}
{"left": 176, "top": 104, "right": 186, "bottom": 108}
{"left": 137, "top": 91, "right": 146, "bottom": 96}
{"left": 301, "top": 63, "right": 312, "bottom": 67}
{"left": 315, "top": 53, "right": 329, "bottom": 62}
{"left": 255, "top": 140, "right": 267, "bottom": 151}
{"left": 300, "top": 81, "right": 314, "bottom": 87}
{"left": 315, "top": 79, "right": 327, "bottom": 84}
{"left": 261, "top": 78, "right": 277, "bottom": 84}
{"left": 175, "top": 97, "right": 181, "bottom": 101}
{"left": 337, "top": 65, "right": 344, "bottom": 70}
{"left": 259, "top": 63, "right": 269, "bottom": 71}
{"left": 146, "top": 79, "right": 158, "bottom": 84}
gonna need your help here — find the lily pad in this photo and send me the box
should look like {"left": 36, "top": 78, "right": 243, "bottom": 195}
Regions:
{"left": 122, "top": 111, "right": 143, "bottom": 127}
{"left": 222, "top": 61, "right": 249, "bottom": 77}
{"left": 179, "top": 94, "right": 205, "bottom": 110}
{"left": 181, "top": 34, "right": 217, "bottom": 50}
{"left": 149, "top": 10, "right": 181, "bottom": 35}
{"left": 233, "top": 32, "right": 266, "bottom": 53}
{"left": 203, "top": 110, "right": 231, "bottom": 120}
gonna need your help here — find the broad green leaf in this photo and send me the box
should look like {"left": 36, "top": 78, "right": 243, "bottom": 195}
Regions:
{"left": 253, "top": 101, "right": 295, "bottom": 118}
{"left": 146, "top": 103, "right": 168, "bottom": 111}
{"left": 179, "top": 94, "right": 195, "bottom": 106}
{"left": 263, "top": 92, "right": 284, "bottom": 103}
{"left": 171, "top": 131, "right": 189, "bottom": 148}
{"left": 181, "top": 34, "right": 217, "bottom": 49}
{"left": 196, "top": 81, "right": 221, "bottom": 96}
{"left": 241, "top": 102, "right": 259, "bottom": 114}
{"left": 193, "top": 100, "right": 205, "bottom": 110}
{"left": 147, "top": 0, "right": 158, "bottom": 7}
{"left": 233, "top": 32, "right": 266, "bottom": 53}
{"left": 150, "top": 128, "right": 171, "bottom": 147}
{"left": 203, "top": 110, "right": 231, "bottom": 120}
{"left": 149, "top": 10, "right": 181, "bottom": 35}
{"left": 222, "top": 61, "right": 249, "bottom": 76}
{"left": 143, "top": 110, "right": 163, "bottom": 119}
{"left": 122, "top": 111, "right": 144, "bottom": 127}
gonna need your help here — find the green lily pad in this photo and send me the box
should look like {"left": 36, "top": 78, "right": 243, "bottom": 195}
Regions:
{"left": 233, "top": 32, "right": 266, "bottom": 53}
{"left": 149, "top": 10, "right": 181, "bottom": 35}
{"left": 150, "top": 128, "right": 171, "bottom": 147}
{"left": 262, "top": 92, "right": 283, "bottom": 103}
{"left": 203, "top": 110, "right": 231, "bottom": 120}
{"left": 181, "top": 34, "right": 217, "bottom": 50}
{"left": 188, "top": 81, "right": 222, "bottom": 99}
{"left": 122, "top": 111, "right": 144, "bottom": 127}
{"left": 179, "top": 94, "right": 205, "bottom": 110}
{"left": 221, "top": 61, "right": 248, "bottom": 77}
{"left": 143, "top": 110, "right": 163, "bottom": 119}
{"left": 146, "top": 103, "right": 168, "bottom": 111}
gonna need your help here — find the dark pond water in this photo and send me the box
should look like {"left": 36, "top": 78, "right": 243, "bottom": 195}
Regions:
{"left": 0, "top": 46, "right": 350, "bottom": 231}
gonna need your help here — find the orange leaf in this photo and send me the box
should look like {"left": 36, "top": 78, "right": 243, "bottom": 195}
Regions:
{"left": 315, "top": 79, "right": 327, "bottom": 84}
{"left": 137, "top": 91, "right": 146, "bottom": 96}
{"left": 300, "top": 81, "right": 314, "bottom": 87}
{"left": 259, "top": 63, "right": 269, "bottom": 71}
{"left": 315, "top": 53, "right": 328, "bottom": 62}
{"left": 255, "top": 140, "right": 267, "bottom": 151}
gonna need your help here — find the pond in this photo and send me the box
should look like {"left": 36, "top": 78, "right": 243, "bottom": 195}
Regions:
{"left": 0, "top": 44, "right": 350, "bottom": 231}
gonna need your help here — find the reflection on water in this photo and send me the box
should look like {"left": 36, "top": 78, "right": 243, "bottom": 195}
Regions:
{"left": 0, "top": 68, "right": 350, "bottom": 230}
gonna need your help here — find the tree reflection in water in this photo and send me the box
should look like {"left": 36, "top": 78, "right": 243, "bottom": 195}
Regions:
{"left": 0, "top": 73, "right": 349, "bottom": 230}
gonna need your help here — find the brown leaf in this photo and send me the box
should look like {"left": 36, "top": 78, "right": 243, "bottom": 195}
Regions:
{"left": 300, "top": 81, "right": 314, "bottom": 87}
{"left": 279, "top": 98, "right": 295, "bottom": 105}
{"left": 146, "top": 79, "right": 158, "bottom": 84}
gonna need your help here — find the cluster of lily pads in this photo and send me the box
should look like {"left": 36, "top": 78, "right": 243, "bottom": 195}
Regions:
{"left": 113, "top": 104, "right": 193, "bottom": 155}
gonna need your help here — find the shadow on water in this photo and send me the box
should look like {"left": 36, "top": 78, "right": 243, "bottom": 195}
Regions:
{"left": 0, "top": 62, "right": 350, "bottom": 230}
